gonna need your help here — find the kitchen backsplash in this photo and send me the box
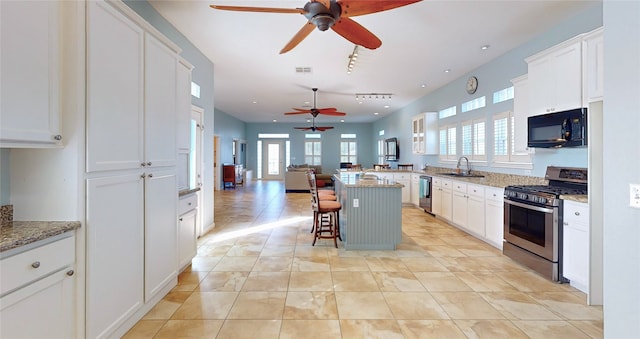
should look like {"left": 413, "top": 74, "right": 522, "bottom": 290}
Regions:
{"left": 1, "top": 204, "right": 13, "bottom": 226}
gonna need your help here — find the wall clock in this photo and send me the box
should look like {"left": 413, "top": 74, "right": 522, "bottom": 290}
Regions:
{"left": 466, "top": 76, "right": 478, "bottom": 94}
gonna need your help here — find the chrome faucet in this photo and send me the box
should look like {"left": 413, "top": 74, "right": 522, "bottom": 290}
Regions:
{"left": 457, "top": 156, "right": 471, "bottom": 175}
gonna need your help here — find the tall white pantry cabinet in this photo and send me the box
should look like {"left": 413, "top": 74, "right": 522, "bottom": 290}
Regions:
{"left": 85, "top": 1, "right": 183, "bottom": 338}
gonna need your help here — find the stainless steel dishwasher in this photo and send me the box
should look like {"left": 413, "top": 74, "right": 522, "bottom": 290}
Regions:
{"left": 419, "top": 175, "right": 433, "bottom": 214}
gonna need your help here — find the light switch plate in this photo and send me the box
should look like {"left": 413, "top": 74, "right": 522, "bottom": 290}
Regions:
{"left": 630, "top": 184, "right": 640, "bottom": 209}
{"left": 353, "top": 198, "right": 359, "bottom": 208}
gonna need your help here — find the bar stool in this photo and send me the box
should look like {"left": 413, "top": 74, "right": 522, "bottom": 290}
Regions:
{"left": 397, "top": 164, "right": 414, "bottom": 171}
{"left": 373, "top": 164, "right": 390, "bottom": 171}
{"left": 306, "top": 171, "right": 342, "bottom": 247}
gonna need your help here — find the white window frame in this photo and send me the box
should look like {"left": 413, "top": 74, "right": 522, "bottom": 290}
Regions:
{"left": 439, "top": 124, "right": 457, "bottom": 161}
{"left": 461, "top": 96, "right": 486, "bottom": 113}
{"left": 438, "top": 106, "right": 457, "bottom": 119}
{"left": 461, "top": 118, "right": 487, "bottom": 162}
{"left": 492, "top": 111, "right": 532, "bottom": 168}
{"left": 304, "top": 139, "right": 321, "bottom": 165}
{"left": 340, "top": 136, "right": 357, "bottom": 164}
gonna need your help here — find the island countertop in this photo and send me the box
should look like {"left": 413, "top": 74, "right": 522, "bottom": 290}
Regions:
{"left": 334, "top": 172, "right": 405, "bottom": 187}
{"left": 1, "top": 221, "right": 81, "bottom": 254}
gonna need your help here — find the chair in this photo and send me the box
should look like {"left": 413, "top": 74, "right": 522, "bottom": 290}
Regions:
{"left": 351, "top": 164, "right": 362, "bottom": 171}
{"left": 306, "top": 171, "right": 342, "bottom": 247}
{"left": 222, "top": 164, "right": 236, "bottom": 189}
{"left": 397, "top": 164, "right": 414, "bottom": 171}
{"left": 373, "top": 164, "right": 390, "bottom": 171}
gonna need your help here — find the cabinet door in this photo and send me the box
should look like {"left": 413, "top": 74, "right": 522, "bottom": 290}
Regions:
{"left": 176, "top": 59, "right": 193, "bottom": 152}
{"left": 484, "top": 188, "right": 504, "bottom": 249}
{"left": 145, "top": 34, "right": 177, "bottom": 167}
{"left": 553, "top": 43, "right": 583, "bottom": 111}
{"left": 467, "top": 196, "right": 485, "bottom": 236}
{"left": 178, "top": 209, "right": 198, "bottom": 270}
{"left": 584, "top": 29, "right": 604, "bottom": 103}
{"left": 410, "top": 174, "right": 420, "bottom": 206}
{"left": 86, "top": 173, "right": 144, "bottom": 339}
{"left": 145, "top": 169, "right": 178, "bottom": 301}
{"left": 562, "top": 201, "right": 589, "bottom": 292}
{"left": 440, "top": 184, "right": 452, "bottom": 222}
{"left": 511, "top": 75, "right": 531, "bottom": 153}
{"left": 431, "top": 184, "right": 442, "bottom": 216}
{"left": 528, "top": 56, "right": 555, "bottom": 116}
{"left": 87, "top": 1, "right": 144, "bottom": 172}
{"left": 452, "top": 191, "right": 468, "bottom": 227}
{"left": 1, "top": 1, "right": 61, "bottom": 146}
{"left": 0, "top": 268, "right": 74, "bottom": 339}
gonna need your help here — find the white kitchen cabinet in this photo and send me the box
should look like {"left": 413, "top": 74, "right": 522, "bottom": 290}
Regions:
{"left": 86, "top": 174, "right": 144, "bottom": 339}
{"left": 1, "top": 1, "right": 62, "bottom": 147}
{"left": 511, "top": 74, "right": 532, "bottom": 154}
{"left": 144, "top": 34, "right": 177, "bottom": 168}
{"left": 410, "top": 173, "right": 420, "bottom": 206}
{"left": 484, "top": 187, "right": 505, "bottom": 249}
{"left": 563, "top": 200, "right": 589, "bottom": 293}
{"left": 86, "top": 0, "right": 144, "bottom": 172}
{"left": 431, "top": 177, "right": 442, "bottom": 216}
{"left": 394, "top": 172, "right": 411, "bottom": 204}
{"left": 0, "top": 235, "right": 76, "bottom": 339}
{"left": 411, "top": 112, "right": 438, "bottom": 155}
{"left": 466, "top": 184, "right": 485, "bottom": 237}
{"left": 177, "top": 57, "right": 194, "bottom": 152}
{"left": 452, "top": 181, "right": 469, "bottom": 228}
{"left": 178, "top": 193, "right": 198, "bottom": 271}
{"left": 583, "top": 27, "right": 604, "bottom": 104}
{"left": 527, "top": 38, "right": 583, "bottom": 116}
{"left": 439, "top": 179, "right": 453, "bottom": 221}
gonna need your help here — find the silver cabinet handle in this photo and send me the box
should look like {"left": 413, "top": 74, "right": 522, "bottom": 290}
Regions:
{"left": 148, "top": 173, "right": 153, "bottom": 178}
{"left": 187, "top": 202, "right": 192, "bottom": 206}
{"left": 575, "top": 212, "right": 580, "bottom": 216}
{"left": 66, "top": 270, "right": 75, "bottom": 276}
{"left": 53, "top": 135, "right": 62, "bottom": 141}
{"left": 179, "top": 217, "right": 183, "bottom": 221}
{"left": 147, "top": 162, "right": 152, "bottom": 166}
{"left": 31, "top": 261, "right": 40, "bottom": 268}
{"left": 141, "top": 174, "right": 146, "bottom": 179}
{"left": 141, "top": 162, "right": 147, "bottom": 167}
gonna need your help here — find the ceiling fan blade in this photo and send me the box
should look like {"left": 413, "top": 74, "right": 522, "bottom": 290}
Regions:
{"left": 331, "top": 17, "right": 381, "bottom": 50}
{"left": 319, "top": 111, "right": 347, "bottom": 116}
{"left": 209, "top": 5, "right": 305, "bottom": 14}
{"left": 315, "top": 107, "right": 338, "bottom": 111}
{"left": 280, "top": 22, "right": 316, "bottom": 54}
{"left": 285, "top": 111, "right": 312, "bottom": 115}
{"left": 291, "top": 107, "right": 312, "bottom": 112}
{"left": 316, "top": 126, "right": 334, "bottom": 131}
{"left": 338, "top": 0, "right": 422, "bottom": 17}
{"left": 294, "top": 127, "right": 312, "bottom": 130}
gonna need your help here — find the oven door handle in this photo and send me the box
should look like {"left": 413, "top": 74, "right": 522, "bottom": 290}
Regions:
{"left": 504, "top": 199, "right": 555, "bottom": 213}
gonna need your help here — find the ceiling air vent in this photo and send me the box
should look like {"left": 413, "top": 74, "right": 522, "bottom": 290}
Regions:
{"left": 295, "top": 67, "right": 312, "bottom": 74}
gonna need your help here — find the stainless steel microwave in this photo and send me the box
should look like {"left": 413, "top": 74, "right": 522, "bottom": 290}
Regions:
{"left": 527, "top": 108, "right": 587, "bottom": 148}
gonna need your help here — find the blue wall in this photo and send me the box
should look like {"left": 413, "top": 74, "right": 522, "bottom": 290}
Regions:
{"left": 214, "top": 108, "right": 246, "bottom": 166}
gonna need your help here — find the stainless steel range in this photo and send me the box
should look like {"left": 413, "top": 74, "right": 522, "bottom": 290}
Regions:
{"left": 503, "top": 166, "right": 588, "bottom": 282}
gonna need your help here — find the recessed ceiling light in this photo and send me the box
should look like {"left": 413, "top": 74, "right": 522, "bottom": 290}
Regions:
{"left": 272, "top": 119, "right": 277, "bottom": 122}
{"left": 421, "top": 84, "right": 427, "bottom": 88}
{"left": 304, "top": 101, "right": 310, "bottom": 105}
{"left": 481, "top": 44, "right": 490, "bottom": 50}
{"left": 444, "top": 69, "right": 451, "bottom": 73}
{"left": 340, "top": 119, "right": 345, "bottom": 123}
{"left": 306, "top": 119, "right": 311, "bottom": 123}
{"left": 384, "top": 105, "right": 390, "bottom": 109}
{"left": 374, "top": 112, "right": 379, "bottom": 115}
{"left": 252, "top": 101, "right": 258, "bottom": 104}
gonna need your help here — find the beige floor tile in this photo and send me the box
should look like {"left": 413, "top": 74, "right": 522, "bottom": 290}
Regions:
{"left": 252, "top": 256, "right": 293, "bottom": 271}
{"left": 335, "top": 292, "right": 395, "bottom": 319}
{"left": 172, "top": 270, "right": 208, "bottom": 292}
{"left": 365, "top": 257, "right": 410, "bottom": 272}
{"left": 142, "top": 299, "right": 182, "bottom": 320}
{"left": 414, "top": 272, "right": 473, "bottom": 292}
{"left": 288, "top": 271, "right": 333, "bottom": 291}
{"left": 163, "top": 291, "right": 194, "bottom": 304}
{"left": 400, "top": 257, "right": 450, "bottom": 272}
{"left": 383, "top": 292, "right": 450, "bottom": 319}
{"left": 421, "top": 245, "right": 467, "bottom": 257}
{"left": 291, "top": 256, "right": 331, "bottom": 271}
{"left": 339, "top": 319, "right": 405, "bottom": 338}
{"left": 283, "top": 291, "right": 339, "bottom": 320}
{"left": 394, "top": 243, "right": 430, "bottom": 257}
{"left": 332, "top": 271, "right": 380, "bottom": 291}
{"left": 188, "top": 256, "right": 222, "bottom": 272}
{"left": 440, "top": 235, "right": 485, "bottom": 247}
{"left": 212, "top": 256, "right": 257, "bottom": 272}
{"left": 480, "top": 292, "right": 562, "bottom": 320}
{"left": 227, "top": 291, "right": 287, "bottom": 320}
{"left": 216, "top": 320, "right": 281, "bottom": 339}
{"left": 497, "top": 271, "right": 572, "bottom": 292}
{"left": 372, "top": 271, "right": 426, "bottom": 292}
{"left": 279, "top": 320, "right": 341, "bottom": 338}
{"left": 153, "top": 319, "right": 224, "bottom": 338}
{"left": 293, "top": 245, "right": 329, "bottom": 258}
{"left": 398, "top": 320, "right": 467, "bottom": 338}
{"left": 225, "top": 244, "right": 264, "bottom": 256}
{"left": 454, "top": 271, "right": 519, "bottom": 292}
{"left": 197, "top": 271, "right": 248, "bottom": 292}
{"left": 569, "top": 320, "right": 604, "bottom": 339}
{"left": 171, "top": 292, "right": 238, "bottom": 320}
{"left": 435, "top": 256, "right": 498, "bottom": 272}
{"left": 197, "top": 244, "right": 233, "bottom": 257}
{"left": 454, "top": 319, "right": 530, "bottom": 339}
{"left": 241, "top": 271, "right": 291, "bottom": 292}
{"left": 328, "top": 256, "right": 370, "bottom": 271}
{"left": 512, "top": 320, "right": 591, "bottom": 338}
{"left": 529, "top": 292, "right": 604, "bottom": 320}
{"left": 431, "top": 292, "right": 504, "bottom": 319}
{"left": 260, "top": 244, "right": 295, "bottom": 257}
{"left": 121, "top": 320, "right": 165, "bottom": 339}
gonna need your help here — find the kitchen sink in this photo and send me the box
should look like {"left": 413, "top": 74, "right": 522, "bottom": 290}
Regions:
{"left": 438, "top": 172, "right": 485, "bottom": 178}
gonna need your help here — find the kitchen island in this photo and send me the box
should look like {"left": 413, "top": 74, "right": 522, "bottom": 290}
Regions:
{"left": 334, "top": 172, "right": 403, "bottom": 250}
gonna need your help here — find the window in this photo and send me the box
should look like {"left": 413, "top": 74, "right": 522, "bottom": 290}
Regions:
{"left": 377, "top": 139, "right": 385, "bottom": 164}
{"left": 439, "top": 106, "right": 456, "bottom": 119}
{"left": 191, "top": 81, "right": 200, "bottom": 98}
{"left": 461, "top": 96, "right": 486, "bottom": 113}
{"left": 304, "top": 134, "right": 321, "bottom": 165}
{"left": 340, "top": 134, "right": 357, "bottom": 164}
{"left": 461, "top": 119, "right": 486, "bottom": 161}
{"left": 493, "top": 111, "right": 532, "bottom": 165}
{"left": 493, "top": 86, "right": 514, "bottom": 104}
{"left": 439, "top": 124, "right": 457, "bottom": 160}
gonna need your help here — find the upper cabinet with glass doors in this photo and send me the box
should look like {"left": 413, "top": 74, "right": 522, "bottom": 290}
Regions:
{"left": 411, "top": 112, "right": 438, "bottom": 155}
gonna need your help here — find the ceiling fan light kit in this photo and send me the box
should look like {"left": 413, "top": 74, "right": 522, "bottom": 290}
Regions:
{"left": 210, "top": 0, "right": 423, "bottom": 54}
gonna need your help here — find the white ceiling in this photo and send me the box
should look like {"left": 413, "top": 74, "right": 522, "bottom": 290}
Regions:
{"left": 149, "top": 0, "right": 597, "bottom": 124}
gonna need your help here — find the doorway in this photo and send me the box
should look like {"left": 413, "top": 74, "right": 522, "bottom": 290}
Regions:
{"left": 262, "top": 140, "right": 284, "bottom": 180}
{"left": 190, "top": 105, "right": 204, "bottom": 236}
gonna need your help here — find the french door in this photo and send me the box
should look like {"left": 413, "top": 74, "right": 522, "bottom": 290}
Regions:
{"left": 262, "top": 140, "right": 284, "bottom": 180}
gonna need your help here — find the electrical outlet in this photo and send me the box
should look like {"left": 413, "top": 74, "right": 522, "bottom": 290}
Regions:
{"left": 353, "top": 198, "right": 359, "bottom": 208}
{"left": 630, "top": 184, "right": 640, "bottom": 209}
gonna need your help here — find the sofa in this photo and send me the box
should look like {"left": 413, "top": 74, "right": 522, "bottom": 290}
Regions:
{"left": 285, "top": 165, "right": 333, "bottom": 193}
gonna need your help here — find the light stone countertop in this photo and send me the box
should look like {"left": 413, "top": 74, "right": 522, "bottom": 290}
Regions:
{"left": 334, "top": 172, "right": 404, "bottom": 187}
{"left": 1, "top": 221, "right": 81, "bottom": 253}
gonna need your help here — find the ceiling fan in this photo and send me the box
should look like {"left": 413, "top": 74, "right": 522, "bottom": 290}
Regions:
{"left": 210, "top": 0, "right": 422, "bottom": 54}
{"left": 284, "top": 88, "right": 346, "bottom": 117}
{"left": 294, "top": 118, "right": 334, "bottom": 132}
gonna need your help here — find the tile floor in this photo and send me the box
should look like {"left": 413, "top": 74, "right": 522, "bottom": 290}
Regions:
{"left": 124, "top": 181, "right": 603, "bottom": 338}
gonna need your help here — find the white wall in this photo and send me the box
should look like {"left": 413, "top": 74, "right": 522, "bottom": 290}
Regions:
{"left": 602, "top": 0, "right": 640, "bottom": 337}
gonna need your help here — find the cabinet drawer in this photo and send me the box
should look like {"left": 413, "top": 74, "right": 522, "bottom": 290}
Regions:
{"left": 485, "top": 187, "right": 504, "bottom": 202}
{"left": 563, "top": 201, "right": 588, "bottom": 225}
{"left": 452, "top": 181, "right": 467, "bottom": 193}
{"left": 441, "top": 179, "right": 452, "bottom": 190}
{"left": 467, "top": 184, "right": 484, "bottom": 198}
{"left": 1, "top": 236, "right": 75, "bottom": 296}
{"left": 179, "top": 193, "right": 198, "bottom": 214}
{"left": 393, "top": 173, "right": 410, "bottom": 181}
{"left": 432, "top": 177, "right": 442, "bottom": 187}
